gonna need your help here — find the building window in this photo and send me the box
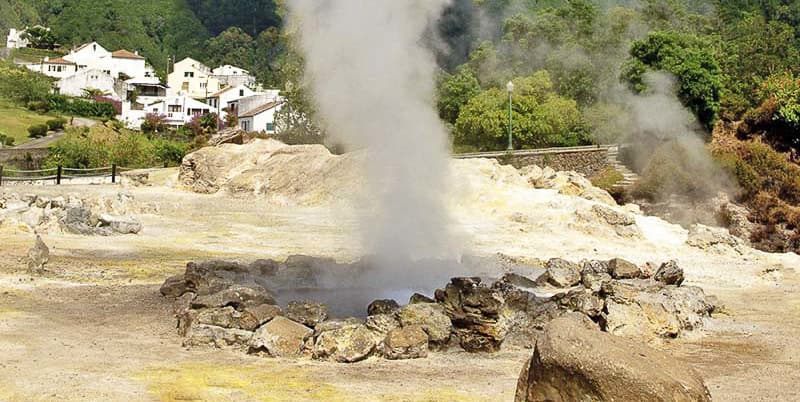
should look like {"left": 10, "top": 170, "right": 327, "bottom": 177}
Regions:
{"left": 239, "top": 89, "right": 244, "bottom": 97}
{"left": 200, "top": 82, "right": 207, "bottom": 89}
{"left": 267, "top": 123, "right": 275, "bottom": 132}
{"left": 184, "top": 71, "right": 194, "bottom": 78}
{"left": 168, "top": 105, "right": 181, "bottom": 113}
{"left": 182, "top": 82, "right": 189, "bottom": 91}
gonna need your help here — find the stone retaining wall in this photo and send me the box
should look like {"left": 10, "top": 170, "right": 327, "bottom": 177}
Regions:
{"left": 456, "top": 146, "right": 613, "bottom": 178}
{"left": 0, "top": 148, "right": 50, "bottom": 169}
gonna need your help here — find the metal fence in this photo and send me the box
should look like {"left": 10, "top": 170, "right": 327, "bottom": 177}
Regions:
{"left": 0, "top": 165, "right": 124, "bottom": 186}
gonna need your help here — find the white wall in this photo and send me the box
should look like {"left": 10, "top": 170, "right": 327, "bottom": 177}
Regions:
{"left": 56, "top": 69, "right": 119, "bottom": 99}
{"left": 6, "top": 28, "right": 29, "bottom": 49}
{"left": 167, "top": 58, "right": 222, "bottom": 99}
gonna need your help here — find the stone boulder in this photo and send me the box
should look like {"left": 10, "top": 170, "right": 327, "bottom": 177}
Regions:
{"left": 608, "top": 258, "right": 642, "bottom": 279}
{"left": 26, "top": 235, "right": 49, "bottom": 273}
{"left": 184, "top": 324, "right": 253, "bottom": 350}
{"left": 98, "top": 214, "right": 142, "bottom": 234}
{"left": 286, "top": 301, "right": 329, "bottom": 328}
{"left": 367, "top": 299, "right": 400, "bottom": 316}
{"left": 538, "top": 258, "right": 581, "bottom": 288}
{"left": 396, "top": 303, "right": 452, "bottom": 347}
{"left": 515, "top": 315, "right": 711, "bottom": 402}
{"left": 435, "top": 277, "right": 507, "bottom": 352}
{"left": 383, "top": 325, "right": 428, "bottom": 360}
{"left": 192, "top": 284, "right": 275, "bottom": 310}
{"left": 313, "top": 324, "right": 377, "bottom": 363}
{"left": 249, "top": 316, "right": 313, "bottom": 357}
{"left": 654, "top": 260, "right": 685, "bottom": 286}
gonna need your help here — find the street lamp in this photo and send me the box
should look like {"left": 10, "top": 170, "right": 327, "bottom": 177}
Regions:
{"left": 506, "top": 81, "right": 515, "bottom": 151}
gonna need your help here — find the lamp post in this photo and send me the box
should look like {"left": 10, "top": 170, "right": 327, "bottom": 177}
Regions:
{"left": 506, "top": 81, "right": 515, "bottom": 151}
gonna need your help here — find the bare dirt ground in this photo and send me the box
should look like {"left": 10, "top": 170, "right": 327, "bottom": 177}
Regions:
{"left": 1, "top": 175, "right": 799, "bottom": 401}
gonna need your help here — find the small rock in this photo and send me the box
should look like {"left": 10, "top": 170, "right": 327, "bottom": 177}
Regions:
{"left": 409, "top": 293, "right": 435, "bottom": 304}
{"left": 608, "top": 258, "right": 641, "bottom": 279}
{"left": 654, "top": 260, "right": 685, "bottom": 286}
{"left": 26, "top": 235, "right": 49, "bottom": 273}
{"left": 539, "top": 258, "right": 581, "bottom": 288}
{"left": 249, "top": 316, "right": 312, "bottom": 357}
{"left": 367, "top": 299, "right": 400, "bottom": 316}
{"left": 98, "top": 214, "right": 142, "bottom": 235}
{"left": 592, "top": 204, "right": 636, "bottom": 226}
{"left": 383, "top": 325, "right": 428, "bottom": 360}
{"left": 580, "top": 260, "right": 611, "bottom": 291}
{"left": 286, "top": 301, "right": 329, "bottom": 328}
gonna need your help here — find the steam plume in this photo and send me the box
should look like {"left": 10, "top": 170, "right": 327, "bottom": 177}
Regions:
{"left": 288, "top": 0, "right": 456, "bottom": 287}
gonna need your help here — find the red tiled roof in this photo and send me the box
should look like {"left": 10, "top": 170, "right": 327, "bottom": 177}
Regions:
{"left": 239, "top": 101, "right": 282, "bottom": 118}
{"left": 46, "top": 57, "right": 76, "bottom": 66}
{"left": 112, "top": 49, "right": 144, "bottom": 60}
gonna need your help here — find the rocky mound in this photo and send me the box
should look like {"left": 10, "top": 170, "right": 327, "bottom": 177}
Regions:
{"left": 160, "top": 255, "right": 715, "bottom": 362}
{"left": 178, "top": 139, "right": 364, "bottom": 204}
{"left": 0, "top": 192, "right": 153, "bottom": 235}
{"left": 515, "top": 314, "right": 711, "bottom": 401}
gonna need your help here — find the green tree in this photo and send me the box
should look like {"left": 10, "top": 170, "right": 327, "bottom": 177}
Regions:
{"left": 21, "top": 25, "right": 56, "bottom": 49}
{"left": 622, "top": 31, "right": 722, "bottom": 129}
{"left": 437, "top": 66, "right": 481, "bottom": 124}
{"left": 454, "top": 71, "right": 590, "bottom": 151}
{"left": 203, "top": 27, "right": 254, "bottom": 69}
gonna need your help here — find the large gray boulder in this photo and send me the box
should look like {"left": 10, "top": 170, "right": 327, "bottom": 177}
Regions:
{"left": 515, "top": 315, "right": 711, "bottom": 402}
{"left": 249, "top": 316, "right": 312, "bottom": 357}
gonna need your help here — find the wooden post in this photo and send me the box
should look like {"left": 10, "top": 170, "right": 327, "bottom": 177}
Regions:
{"left": 111, "top": 164, "right": 117, "bottom": 184}
{"left": 0, "top": 165, "right": 3, "bottom": 186}
{"left": 56, "top": 165, "right": 62, "bottom": 185}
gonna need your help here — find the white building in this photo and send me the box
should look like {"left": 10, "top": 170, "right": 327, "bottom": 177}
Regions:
{"left": 238, "top": 96, "right": 283, "bottom": 133}
{"left": 26, "top": 56, "right": 78, "bottom": 79}
{"left": 125, "top": 76, "right": 168, "bottom": 105}
{"left": 55, "top": 68, "right": 124, "bottom": 100}
{"left": 120, "top": 96, "right": 212, "bottom": 129}
{"left": 6, "top": 28, "right": 29, "bottom": 49}
{"left": 206, "top": 85, "right": 263, "bottom": 118}
{"left": 167, "top": 57, "right": 223, "bottom": 99}
{"left": 211, "top": 65, "right": 255, "bottom": 88}
{"left": 63, "top": 42, "right": 153, "bottom": 80}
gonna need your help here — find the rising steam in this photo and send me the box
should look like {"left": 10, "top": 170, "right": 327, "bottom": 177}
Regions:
{"left": 288, "top": 0, "right": 457, "bottom": 287}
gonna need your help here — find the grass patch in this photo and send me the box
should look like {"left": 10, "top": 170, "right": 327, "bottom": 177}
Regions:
{"left": 10, "top": 47, "right": 65, "bottom": 63}
{"left": 0, "top": 98, "right": 56, "bottom": 145}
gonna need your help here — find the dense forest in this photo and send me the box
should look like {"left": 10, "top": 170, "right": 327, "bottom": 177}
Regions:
{"left": 4, "top": 0, "right": 800, "bottom": 249}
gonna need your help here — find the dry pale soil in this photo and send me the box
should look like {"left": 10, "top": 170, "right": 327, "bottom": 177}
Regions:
{"left": 0, "top": 164, "right": 798, "bottom": 401}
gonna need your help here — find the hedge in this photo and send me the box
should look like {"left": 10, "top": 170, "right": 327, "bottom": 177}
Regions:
{"left": 46, "top": 95, "right": 116, "bottom": 119}
{"left": 28, "top": 124, "right": 48, "bottom": 138}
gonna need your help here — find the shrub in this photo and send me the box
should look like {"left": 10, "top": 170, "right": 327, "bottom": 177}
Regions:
{"left": 44, "top": 125, "right": 190, "bottom": 169}
{"left": 0, "top": 131, "right": 14, "bottom": 147}
{"left": 26, "top": 100, "right": 49, "bottom": 113}
{"left": 46, "top": 95, "right": 116, "bottom": 119}
{"left": 591, "top": 167, "right": 624, "bottom": 192}
{"left": 153, "top": 139, "right": 188, "bottom": 167}
{"left": 46, "top": 117, "right": 67, "bottom": 131}
{"left": 141, "top": 113, "right": 168, "bottom": 133}
{"left": 27, "top": 124, "right": 48, "bottom": 138}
